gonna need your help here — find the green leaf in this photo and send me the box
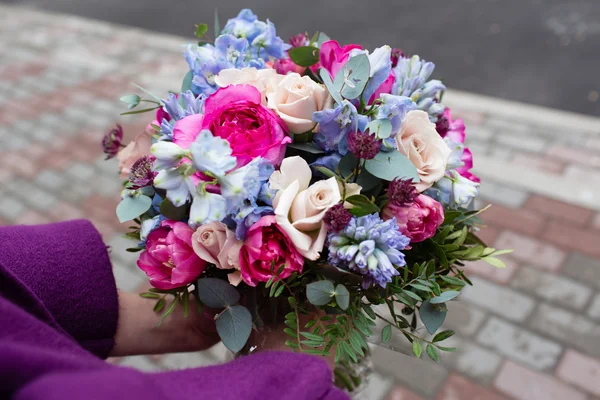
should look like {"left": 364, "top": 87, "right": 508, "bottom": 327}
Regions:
{"left": 334, "top": 284, "right": 350, "bottom": 310}
{"left": 214, "top": 9, "right": 220, "bottom": 37}
{"left": 420, "top": 300, "right": 447, "bottom": 335}
{"left": 365, "top": 151, "right": 419, "bottom": 182}
{"left": 196, "top": 278, "right": 240, "bottom": 308}
{"left": 482, "top": 256, "right": 506, "bottom": 268}
{"left": 140, "top": 292, "right": 161, "bottom": 299}
{"left": 159, "top": 198, "right": 188, "bottom": 220}
{"left": 181, "top": 70, "right": 193, "bottom": 94}
{"left": 285, "top": 340, "right": 299, "bottom": 349}
{"left": 215, "top": 305, "right": 252, "bottom": 353}
{"left": 412, "top": 340, "right": 423, "bottom": 358}
{"left": 195, "top": 23, "right": 208, "bottom": 38}
{"left": 182, "top": 289, "right": 189, "bottom": 318}
{"left": 120, "top": 94, "right": 140, "bottom": 109}
{"left": 433, "top": 330, "right": 455, "bottom": 343}
{"left": 116, "top": 195, "right": 152, "bottom": 223}
{"left": 306, "top": 280, "right": 335, "bottom": 306}
{"left": 426, "top": 344, "right": 440, "bottom": 363}
{"left": 402, "top": 290, "right": 423, "bottom": 302}
{"left": 320, "top": 68, "right": 343, "bottom": 105}
{"left": 440, "top": 275, "right": 466, "bottom": 287}
{"left": 120, "top": 107, "right": 159, "bottom": 116}
{"left": 314, "top": 166, "right": 338, "bottom": 179}
{"left": 436, "top": 345, "right": 457, "bottom": 352}
{"left": 409, "top": 283, "right": 432, "bottom": 292}
{"left": 300, "top": 332, "right": 324, "bottom": 341}
{"left": 346, "top": 194, "right": 380, "bottom": 217}
{"left": 334, "top": 54, "right": 370, "bottom": 99}
{"left": 288, "top": 46, "right": 320, "bottom": 67}
{"left": 366, "top": 119, "right": 392, "bottom": 139}
{"left": 153, "top": 297, "right": 165, "bottom": 312}
{"left": 287, "top": 142, "right": 326, "bottom": 154}
{"left": 381, "top": 324, "right": 392, "bottom": 344}
{"left": 338, "top": 153, "right": 381, "bottom": 192}
{"left": 430, "top": 290, "right": 461, "bottom": 304}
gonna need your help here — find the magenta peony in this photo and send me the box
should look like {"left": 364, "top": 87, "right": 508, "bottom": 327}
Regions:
{"left": 137, "top": 220, "right": 206, "bottom": 289}
{"left": 172, "top": 85, "right": 291, "bottom": 168}
{"left": 382, "top": 194, "right": 444, "bottom": 243}
{"left": 239, "top": 215, "right": 304, "bottom": 286}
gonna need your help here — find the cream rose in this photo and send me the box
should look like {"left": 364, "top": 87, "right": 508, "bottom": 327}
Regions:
{"left": 191, "top": 222, "right": 243, "bottom": 286}
{"left": 269, "top": 156, "right": 341, "bottom": 260}
{"left": 266, "top": 73, "right": 332, "bottom": 134}
{"left": 396, "top": 110, "right": 451, "bottom": 192}
{"left": 214, "top": 67, "right": 281, "bottom": 105}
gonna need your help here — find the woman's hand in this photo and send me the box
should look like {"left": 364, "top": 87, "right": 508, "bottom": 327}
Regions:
{"left": 110, "top": 291, "right": 220, "bottom": 357}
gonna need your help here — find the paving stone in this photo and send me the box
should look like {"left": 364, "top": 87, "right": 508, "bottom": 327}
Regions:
{"left": 478, "top": 181, "right": 529, "bottom": 208}
{"left": 118, "top": 355, "right": 163, "bottom": 372}
{"left": 461, "top": 277, "right": 535, "bottom": 322}
{"left": 495, "top": 231, "right": 566, "bottom": 272}
{"left": 588, "top": 294, "right": 600, "bottom": 321}
{"left": 529, "top": 303, "right": 600, "bottom": 358}
{"left": 495, "top": 133, "right": 547, "bottom": 153}
{"left": 463, "top": 257, "right": 518, "bottom": 284}
{"left": 0, "top": 196, "right": 26, "bottom": 221}
{"left": 547, "top": 143, "right": 600, "bottom": 169}
{"left": 556, "top": 350, "right": 600, "bottom": 397}
{"left": 479, "top": 203, "right": 545, "bottom": 236}
{"left": 477, "top": 317, "right": 562, "bottom": 371}
{"left": 449, "top": 341, "right": 503, "bottom": 385}
{"left": 511, "top": 153, "right": 566, "bottom": 174}
{"left": 438, "top": 374, "right": 508, "bottom": 400}
{"left": 495, "top": 360, "right": 587, "bottom": 400}
{"left": 370, "top": 345, "right": 448, "bottom": 398}
{"left": 65, "top": 162, "right": 96, "bottom": 181}
{"left": 363, "top": 373, "right": 396, "bottom": 400}
{"left": 562, "top": 253, "right": 600, "bottom": 290}
{"left": 510, "top": 266, "right": 593, "bottom": 310}
{"left": 542, "top": 221, "right": 600, "bottom": 259}
{"left": 443, "top": 301, "right": 486, "bottom": 337}
{"left": 524, "top": 195, "right": 593, "bottom": 226}
{"left": 35, "top": 169, "right": 67, "bottom": 190}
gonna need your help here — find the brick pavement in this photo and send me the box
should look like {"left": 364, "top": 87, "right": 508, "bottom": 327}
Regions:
{"left": 2, "top": 4, "right": 600, "bottom": 400}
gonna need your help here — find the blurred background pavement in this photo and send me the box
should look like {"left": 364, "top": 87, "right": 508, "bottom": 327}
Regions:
{"left": 1, "top": 2, "right": 600, "bottom": 400}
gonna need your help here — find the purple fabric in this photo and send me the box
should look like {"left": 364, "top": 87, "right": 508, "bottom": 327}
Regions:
{"left": 0, "top": 220, "right": 348, "bottom": 400}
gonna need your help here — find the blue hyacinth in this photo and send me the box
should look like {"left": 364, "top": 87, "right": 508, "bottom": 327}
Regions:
{"left": 327, "top": 214, "right": 410, "bottom": 288}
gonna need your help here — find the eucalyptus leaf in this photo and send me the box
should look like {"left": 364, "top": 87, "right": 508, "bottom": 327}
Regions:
{"left": 120, "top": 94, "right": 140, "bottom": 109}
{"left": 306, "top": 280, "right": 335, "bottom": 306}
{"left": 214, "top": 9, "right": 220, "bottom": 36}
{"left": 335, "top": 54, "right": 370, "bottom": 100}
{"left": 365, "top": 151, "right": 419, "bottom": 182}
{"left": 287, "top": 142, "right": 326, "bottom": 154}
{"left": 430, "top": 290, "right": 461, "bottom": 304}
{"left": 346, "top": 194, "right": 379, "bottom": 217}
{"left": 181, "top": 70, "right": 193, "bottom": 94}
{"left": 216, "top": 305, "right": 252, "bottom": 353}
{"left": 288, "top": 46, "right": 320, "bottom": 67}
{"left": 335, "top": 284, "right": 350, "bottom": 310}
{"left": 320, "top": 68, "right": 343, "bottom": 105}
{"left": 316, "top": 32, "right": 331, "bottom": 47}
{"left": 116, "top": 195, "right": 152, "bottom": 223}
{"left": 381, "top": 325, "right": 392, "bottom": 344}
{"left": 196, "top": 278, "right": 240, "bottom": 308}
{"left": 419, "top": 299, "right": 447, "bottom": 335}
{"left": 366, "top": 119, "right": 392, "bottom": 139}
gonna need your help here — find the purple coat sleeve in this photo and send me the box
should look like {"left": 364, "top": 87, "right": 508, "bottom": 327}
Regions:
{"left": 0, "top": 221, "right": 348, "bottom": 400}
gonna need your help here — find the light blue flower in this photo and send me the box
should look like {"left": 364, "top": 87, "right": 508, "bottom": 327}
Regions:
{"left": 392, "top": 55, "right": 446, "bottom": 120}
{"left": 221, "top": 9, "right": 264, "bottom": 41}
{"left": 185, "top": 44, "right": 231, "bottom": 96}
{"left": 361, "top": 45, "right": 392, "bottom": 102}
{"left": 218, "top": 158, "right": 274, "bottom": 212}
{"left": 376, "top": 94, "right": 416, "bottom": 134}
{"left": 425, "top": 170, "right": 479, "bottom": 208}
{"left": 258, "top": 182, "right": 276, "bottom": 206}
{"left": 313, "top": 100, "right": 369, "bottom": 155}
{"left": 150, "top": 141, "right": 189, "bottom": 170}
{"left": 311, "top": 152, "right": 343, "bottom": 175}
{"left": 153, "top": 167, "right": 194, "bottom": 207}
{"left": 444, "top": 138, "right": 466, "bottom": 171}
{"left": 327, "top": 213, "right": 410, "bottom": 288}
{"left": 139, "top": 215, "right": 165, "bottom": 246}
{"left": 229, "top": 201, "right": 274, "bottom": 240}
{"left": 251, "top": 20, "right": 288, "bottom": 59}
{"left": 189, "top": 130, "right": 237, "bottom": 177}
{"left": 161, "top": 90, "right": 204, "bottom": 121}
{"left": 214, "top": 34, "right": 250, "bottom": 67}
{"left": 189, "top": 191, "right": 227, "bottom": 228}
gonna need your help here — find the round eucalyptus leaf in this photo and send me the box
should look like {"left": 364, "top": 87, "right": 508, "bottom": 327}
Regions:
{"left": 216, "top": 305, "right": 252, "bottom": 353}
{"left": 196, "top": 278, "right": 240, "bottom": 308}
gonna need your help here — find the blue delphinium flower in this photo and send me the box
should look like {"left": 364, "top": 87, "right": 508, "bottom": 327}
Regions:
{"left": 139, "top": 214, "right": 165, "bottom": 246}
{"left": 218, "top": 157, "right": 274, "bottom": 213}
{"left": 189, "top": 130, "right": 237, "bottom": 176}
{"left": 374, "top": 94, "right": 417, "bottom": 151}
{"left": 313, "top": 100, "right": 369, "bottom": 155}
{"left": 189, "top": 190, "right": 227, "bottom": 229}
{"left": 185, "top": 44, "right": 232, "bottom": 96}
{"left": 229, "top": 200, "right": 274, "bottom": 239}
{"left": 311, "top": 152, "right": 343, "bottom": 175}
{"left": 392, "top": 55, "right": 446, "bottom": 121}
{"left": 327, "top": 214, "right": 410, "bottom": 288}
{"left": 161, "top": 90, "right": 205, "bottom": 121}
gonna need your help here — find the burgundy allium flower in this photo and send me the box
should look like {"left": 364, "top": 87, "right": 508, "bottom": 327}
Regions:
{"left": 347, "top": 130, "right": 381, "bottom": 160}
{"left": 323, "top": 203, "right": 353, "bottom": 232}
{"left": 128, "top": 156, "right": 157, "bottom": 189}
{"left": 387, "top": 178, "right": 419, "bottom": 207}
{"left": 390, "top": 48, "right": 405, "bottom": 68}
{"left": 102, "top": 124, "right": 124, "bottom": 160}
{"left": 289, "top": 32, "right": 308, "bottom": 48}
{"left": 435, "top": 113, "right": 450, "bottom": 137}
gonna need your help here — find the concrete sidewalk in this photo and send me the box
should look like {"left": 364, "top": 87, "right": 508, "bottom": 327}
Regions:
{"left": 1, "top": 4, "right": 600, "bottom": 400}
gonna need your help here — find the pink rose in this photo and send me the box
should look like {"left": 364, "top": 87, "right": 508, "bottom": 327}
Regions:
{"left": 173, "top": 85, "right": 291, "bottom": 168}
{"left": 191, "top": 222, "right": 244, "bottom": 286}
{"left": 382, "top": 194, "right": 444, "bottom": 243}
{"left": 319, "top": 40, "right": 363, "bottom": 79}
{"left": 239, "top": 215, "right": 304, "bottom": 287}
{"left": 437, "top": 108, "right": 480, "bottom": 183}
{"left": 117, "top": 122, "right": 154, "bottom": 178}
{"left": 137, "top": 220, "right": 207, "bottom": 290}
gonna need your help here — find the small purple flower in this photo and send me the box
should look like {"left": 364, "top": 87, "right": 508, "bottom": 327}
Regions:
{"left": 102, "top": 124, "right": 123, "bottom": 160}
{"left": 347, "top": 130, "right": 381, "bottom": 160}
{"left": 290, "top": 32, "right": 308, "bottom": 48}
{"left": 387, "top": 178, "right": 419, "bottom": 207}
{"left": 323, "top": 203, "right": 353, "bottom": 232}
{"left": 128, "top": 156, "right": 157, "bottom": 189}
{"left": 390, "top": 48, "right": 405, "bottom": 68}
{"left": 435, "top": 113, "right": 450, "bottom": 137}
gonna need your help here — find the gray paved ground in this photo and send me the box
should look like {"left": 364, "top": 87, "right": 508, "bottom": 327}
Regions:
{"left": 2, "top": 0, "right": 600, "bottom": 116}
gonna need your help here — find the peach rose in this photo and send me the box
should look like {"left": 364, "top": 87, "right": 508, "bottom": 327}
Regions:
{"left": 191, "top": 222, "right": 244, "bottom": 286}
{"left": 267, "top": 73, "right": 331, "bottom": 134}
{"left": 117, "top": 122, "right": 154, "bottom": 178}
{"left": 395, "top": 110, "right": 451, "bottom": 192}
{"left": 214, "top": 67, "right": 281, "bottom": 105}
{"left": 270, "top": 157, "right": 341, "bottom": 260}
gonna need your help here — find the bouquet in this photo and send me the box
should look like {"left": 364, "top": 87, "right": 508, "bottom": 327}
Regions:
{"left": 103, "top": 9, "right": 509, "bottom": 392}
